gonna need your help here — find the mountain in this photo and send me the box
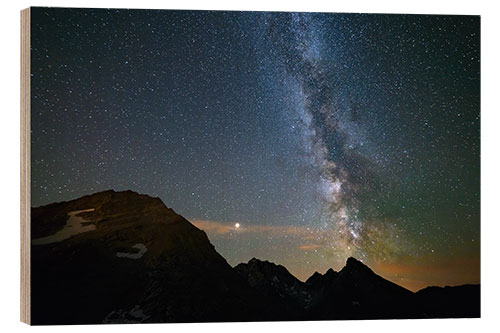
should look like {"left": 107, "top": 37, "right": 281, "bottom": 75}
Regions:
{"left": 304, "top": 267, "right": 339, "bottom": 310}
{"left": 236, "top": 257, "right": 416, "bottom": 319}
{"left": 415, "top": 284, "right": 480, "bottom": 318}
{"left": 235, "top": 258, "right": 310, "bottom": 317}
{"left": 31, "top": 190, "right": 480, "bottom": 324}
{"left": 305, "top": 257, "right": 417, "bottom": 319}
{"left": 31, "top": 190, "right": 282, "bottom": 325}
{"left": 237, "top": 257, "right": 479, "bottom": 320}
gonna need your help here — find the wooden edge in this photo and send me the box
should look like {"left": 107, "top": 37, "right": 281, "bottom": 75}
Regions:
{"left": 20, "top": 7, "right": 31, "bottom": 325}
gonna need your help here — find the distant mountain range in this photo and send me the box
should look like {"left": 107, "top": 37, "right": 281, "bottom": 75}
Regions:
{"left": 31, "top": 190, "right": 480, "bottom": 324}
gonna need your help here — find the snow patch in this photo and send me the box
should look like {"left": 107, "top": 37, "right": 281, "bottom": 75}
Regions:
{"left": 32, "top": 208, "right": 96, "bottom": 245}
{"left": 103, "top": 305, "right": 150, "bottom": 324}
{"left": 116, "top": 243, "right": 148, "bottom": 259}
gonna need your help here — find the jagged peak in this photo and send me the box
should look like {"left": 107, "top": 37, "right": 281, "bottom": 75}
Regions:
{"left": 249, "top": 257, "right": 265, "bottom": 263}
{"left": 237, "top": 258, "right": 299, "bottom": 279}
{"left": 344, "top": 257, "right": 370, "bottom": 270}
{"left": 346, "top": 256, "right": 363, "bottom": 266}
{"left": 89, "top": 189, "right": 161, "bottom": 200}
{"left": 247, "top": 258, "right": 280, "bottom": 267}
{"left": 305, "top": 271, "right": 323, "bottom": 284}
{"left": 305, "top": 267, "right": 338, "bottom": 285}
{"left": 310, "top": 271, "right": 322, "bottom": 278}
{"left": 333, "top": 257, "right": 374, "bottom": 278}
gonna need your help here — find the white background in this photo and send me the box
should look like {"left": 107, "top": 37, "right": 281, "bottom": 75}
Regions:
{"left": 1, "top": 0, "right": 498, "bottom": 332}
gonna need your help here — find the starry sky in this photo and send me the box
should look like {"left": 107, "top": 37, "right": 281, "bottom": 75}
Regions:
{"left": 31, "top": 7, "right": 480, "bottom": 291}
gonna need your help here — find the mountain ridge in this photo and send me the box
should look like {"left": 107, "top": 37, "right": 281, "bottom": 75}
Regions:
{"left": 32, "top": 189, "right": 287, "bottom": 324}
{"left": 30, "top": 189, "right": 480, "bottom": 324}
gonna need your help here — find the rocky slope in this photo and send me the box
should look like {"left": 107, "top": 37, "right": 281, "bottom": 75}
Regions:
{"left": 305, "top": 257, "right": 417, "bottom": 319}
{"left": 31, "top": 190, "right": 480, "bottom": 324}
{"left": 415, "top": 284, "right": 480, "bottom": 318}
{"left": 236, "top": 257, "right": 479, "bottom": 320}
{"left": 235, "top": 258, "right": 311, "bottom": 317}
{"left": 31, "top": 190, "right": 282, "bottom": 324}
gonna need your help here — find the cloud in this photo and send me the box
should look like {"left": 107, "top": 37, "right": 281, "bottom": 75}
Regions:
{"left": 191, "top": 219, "right": 479, "bottom": 292}
{"left": 191, "top": 220, "right": 235, "bottom": 235}
{"left": 192, "top": 220, "right": 325, "bottom": 252}
{"left": 371, "top": 255, "right": 480, "bottom": 292}
{"left": 191, "top": 219, "right": 315, "bottom": 236}
{"left": 298, "top": 244, "right": 322, "bottom": 250}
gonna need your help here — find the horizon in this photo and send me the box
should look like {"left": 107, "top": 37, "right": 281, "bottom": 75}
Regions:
{"left": 31, "top": 8, "right": 480, "bottom": 294}
{"left": 33, "top": 188, "right": 479, "bottom": 292}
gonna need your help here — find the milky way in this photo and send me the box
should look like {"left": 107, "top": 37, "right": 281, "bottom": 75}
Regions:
{"left": 265, "top": 13, "right": 383, "bottom": 259}
{"left": 31, "top": 8, "right": 480, "bottom": 290}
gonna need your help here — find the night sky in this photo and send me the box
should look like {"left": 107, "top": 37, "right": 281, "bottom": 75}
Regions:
{"left": 31, "top": 7, "right": 480, "bottom": 291}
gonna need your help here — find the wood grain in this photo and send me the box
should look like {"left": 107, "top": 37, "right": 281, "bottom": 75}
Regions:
{"left": 20, "top": 7, "right": 31, "bottom": 325}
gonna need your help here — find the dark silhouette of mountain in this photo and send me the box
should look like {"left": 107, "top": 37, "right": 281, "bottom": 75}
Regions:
{"left": 31, "top": 190, "right": 285, "bottom": 324}
{"left": 31, "top": 190, "right": 480, "bottom": 324}
{"left": 306, "top": 268, "right": 338, "bottom": 286}
{"left": 304, "top": 267, "right": 339, "bottom": 310}
{"left": 236, "top": 257, "right": 416, "bottom": 319}
{"left": 237, "top": 257, "right": 480, "bottom": 320}
{"left": 234, "top": 258, "right": 310, "bottom": 317}
{"left": 305, "top": 257, "right": 418, "bottom": 319}
{"left": 415, "top": 284, "right": 480, "bottom": 318}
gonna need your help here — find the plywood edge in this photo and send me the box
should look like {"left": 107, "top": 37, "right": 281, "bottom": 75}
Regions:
{"left": 20, "top": 7, "right": 31, "bottom": 326}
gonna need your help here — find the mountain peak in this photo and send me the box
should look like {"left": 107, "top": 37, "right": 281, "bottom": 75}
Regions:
{"left": 31, "top": 190, "right": 480, "bottom": 323}
{"left": 32, "top": 190, "right": 272, "bottom": 324}
{"left": 305, "top": 271, "right": 323, "bottom": 284}
{"left": 238, "top": 257, "right": 291, "bottom": 276}
{"left": 248, "top": 257, "right": 268, "bottom": 264}
{"left": 305, "top": 268, "right": 338, "bottom": 289}
{"left": 340, "top": 256, "right": 375, "bottom": 277}
{"left": 346, "top": 256, "right": 363, "bottom": 266}
{"left": 234, "top": 258, "right": 309, "bottom": 313}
